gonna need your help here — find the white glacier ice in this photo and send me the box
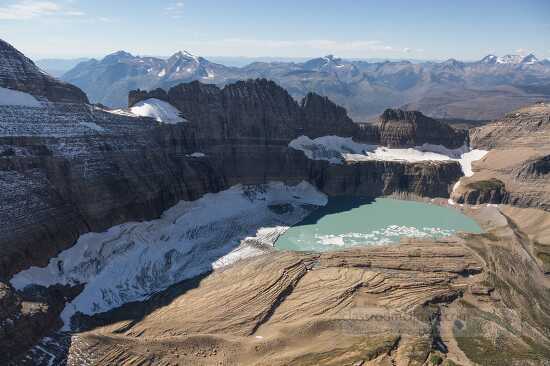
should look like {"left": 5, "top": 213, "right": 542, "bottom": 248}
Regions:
{"left": 10, "top": 181, "right": 327, "bottom": 329}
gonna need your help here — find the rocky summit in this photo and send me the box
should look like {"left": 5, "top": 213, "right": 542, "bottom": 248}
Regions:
{"left": 1, "top": 32, "right": 550, "bottom": 366}
{"left": 0, "top": 40, "right": 88, "bottom": 104}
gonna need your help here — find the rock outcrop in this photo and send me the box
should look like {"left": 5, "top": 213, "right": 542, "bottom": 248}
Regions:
{"left": 17, "top": 205, "right": 550, "bottom": 365}
{"left": 130, "top": 79, "right": 360, "bottom": 141}
{"left": 0, "top": 39, "right": 88, "bottom": 103}
{"left": 0, "top": 41, "right": 493, "bottom": 362}
{"left": 377, "top": 108, "right": 468, "bottom": 149}
{"left": 453, "top": 102, "right": 550, "bottom": 209}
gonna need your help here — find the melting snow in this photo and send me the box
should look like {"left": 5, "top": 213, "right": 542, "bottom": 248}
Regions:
{"left": 130, "top": 98, "right": 186, "bottom": 124}
{"left": 289, "top": 135, "right": 488, "bottom": 177}
{"left": 10, "top": 182, "right": 327, "bottom": 330}
{"left": 0, "top": 87, "right": 41, "bottom": 107}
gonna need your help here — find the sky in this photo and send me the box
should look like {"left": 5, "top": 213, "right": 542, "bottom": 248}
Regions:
{"left": 0, "top": 0, "right": 549, "bottom": 61}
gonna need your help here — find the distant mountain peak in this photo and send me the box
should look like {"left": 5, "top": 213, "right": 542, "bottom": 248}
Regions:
{"left": 521, "top": 53, "right": 539, "bottom": 65}
{"left": 103, "top": 50, "right": 135, "bottom": 63}
{"left": 478, "top": 53, "right": 539, "bottom": 65}
{"left": 480, "top": 54, "right": 498, "bottom": 64}
{"left": 171, "top": 50, "right": 198, "bottom": 60}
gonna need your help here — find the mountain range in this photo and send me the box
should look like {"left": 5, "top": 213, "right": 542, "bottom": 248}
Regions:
{"left": 3, "top": 37, "right": 550, "bottom": 365}
{"left": 63, "top": 51, "right": 550, "bottom": 121}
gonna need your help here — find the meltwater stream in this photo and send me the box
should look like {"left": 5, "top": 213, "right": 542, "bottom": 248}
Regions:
{"left": 275, "top": 197, "right": 482, "bottom": 251}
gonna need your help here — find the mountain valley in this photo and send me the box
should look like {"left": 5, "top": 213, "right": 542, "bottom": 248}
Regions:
{"left": 1, "top": 35, "right": 550, "bottom": 366}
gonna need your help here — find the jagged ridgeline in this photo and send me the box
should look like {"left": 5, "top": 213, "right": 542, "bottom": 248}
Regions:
{"left": 2, "top": 37, "right": 550, "bottom": 365}
{"left": 62, "top": 48, "right": 550, "bottom": 121}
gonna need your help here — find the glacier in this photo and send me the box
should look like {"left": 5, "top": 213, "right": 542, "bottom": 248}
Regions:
{"left": 10, "top": 181, "right": 327, "bottom": 330}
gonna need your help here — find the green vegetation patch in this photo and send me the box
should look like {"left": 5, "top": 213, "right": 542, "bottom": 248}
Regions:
{"left": 453, "top": 300, "right": 550, "bottom": 365}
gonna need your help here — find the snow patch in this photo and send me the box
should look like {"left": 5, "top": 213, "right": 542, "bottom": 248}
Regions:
{"left": 11, "top": 182, "right": 327, "bottom": 330}
{"left": 0, "top": 87, "right": 41, "bottom": 107}
{"left": 289, "top": 135, "right": 488, "bottom": 176}
{"left": 186, "top": 152, "right": 206, "bottom": 158}
{"left": 130, "top": 98, "right": 186, "bottom": 124}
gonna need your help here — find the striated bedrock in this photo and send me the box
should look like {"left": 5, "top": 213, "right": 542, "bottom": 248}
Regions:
{"left": 470, "top": 102, "right": 550, "bottom": 150}
{"left": 453, "top": 103, "right": 550, "bottom": 209}
{"left": 0, "top": 41, "right": 482, "bottom": 360}
{"left": 25, "top": 205, "right": 550, "bottom": 366}
{"left": 0, "top": 109, "right": 462, "bottom": 361}
{"left": 0, "top": 39, "right": 88, "bottom": 104}
{"left": 377, "top": 108, "right": 468, "bottom": 149}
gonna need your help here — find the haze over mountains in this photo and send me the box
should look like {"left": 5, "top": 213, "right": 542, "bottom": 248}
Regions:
{"left": 62, "top": 50, "right": 550, "bottom": 121}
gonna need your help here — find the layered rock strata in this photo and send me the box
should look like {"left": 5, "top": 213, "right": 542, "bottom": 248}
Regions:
{"left": 14, "top": 204, "right": 550, "bottom": 366}
{"left": 453, "top": 102, "right": 550, "bottom": 209}
{"left": 0, "top": 39, "right": 88, "bottom": 104}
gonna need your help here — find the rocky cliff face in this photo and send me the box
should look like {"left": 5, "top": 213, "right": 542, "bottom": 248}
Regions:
{"left": 377, "top": 108, "right": 468, "bottom": 149}
{"left": 0, "top": 39, "right": 88, "bottom": 103}
{"left": 130, "top": 83, "right": 470, "bottom": 148}
{"left": 0, "top": 41, "right": 480, "bottom": 361}
{"left": 453, "top": 103, "right": 550, "bottom": 209}
{"left": 23, "top": 206, "right": 550, "bottom": 366}
{"left": 130, "top": 79, "right": 360, "bottom": 141}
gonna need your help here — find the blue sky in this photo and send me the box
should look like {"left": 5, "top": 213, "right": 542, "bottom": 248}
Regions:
{"left": 1, "top": 0, "right": 549, "bottom": 60}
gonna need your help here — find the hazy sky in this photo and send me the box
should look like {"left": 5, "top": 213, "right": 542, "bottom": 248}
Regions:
{"left": 1, "top": 0, "right": 549, "bottom": 60}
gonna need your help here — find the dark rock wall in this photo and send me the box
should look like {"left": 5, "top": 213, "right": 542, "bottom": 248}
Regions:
{"left": 0, "top": 39, "right": 88, "bottom": 104}
{"left": 0, "top": 79, "right": 467, "bottom": 360}
{"left": 377, "top": 108, "right": 468, "bottom": 149}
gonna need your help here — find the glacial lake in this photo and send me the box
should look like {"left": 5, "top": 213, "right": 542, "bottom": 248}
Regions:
{"left": 275, "top": 197, "right": 482, "bottom": 251}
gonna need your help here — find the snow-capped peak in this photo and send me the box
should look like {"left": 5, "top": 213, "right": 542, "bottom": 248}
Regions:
{"left": 521, "top": 53, "right": 539, "bottom": 65}
{"left": 479, "top": 54, "right": 498, "bottom": 64}
{"left": 496, "top": 54, "right": 523, "bottom": 64}
{"left": 479, "top": 53, "right": 540, "bottom": 65}
{"left": 170, "top": 50, "right": 199, "bottom": 63}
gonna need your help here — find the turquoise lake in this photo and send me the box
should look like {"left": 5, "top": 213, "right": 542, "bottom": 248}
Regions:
{"left": 275, "top": 197, "right": 483, "bottom": 252}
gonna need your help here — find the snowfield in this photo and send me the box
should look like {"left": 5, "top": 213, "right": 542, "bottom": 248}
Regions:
{"left": 289, "top": 135, "right": 488, "bottom": 177}
{"left": 130, "top": 98, "right": 186, "bottom": 124}
{"left": 0, "top": 86, "right": 41, "bottom": 107}
{"left": 11, "top": 182, "right": 327, "bottom": 330}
